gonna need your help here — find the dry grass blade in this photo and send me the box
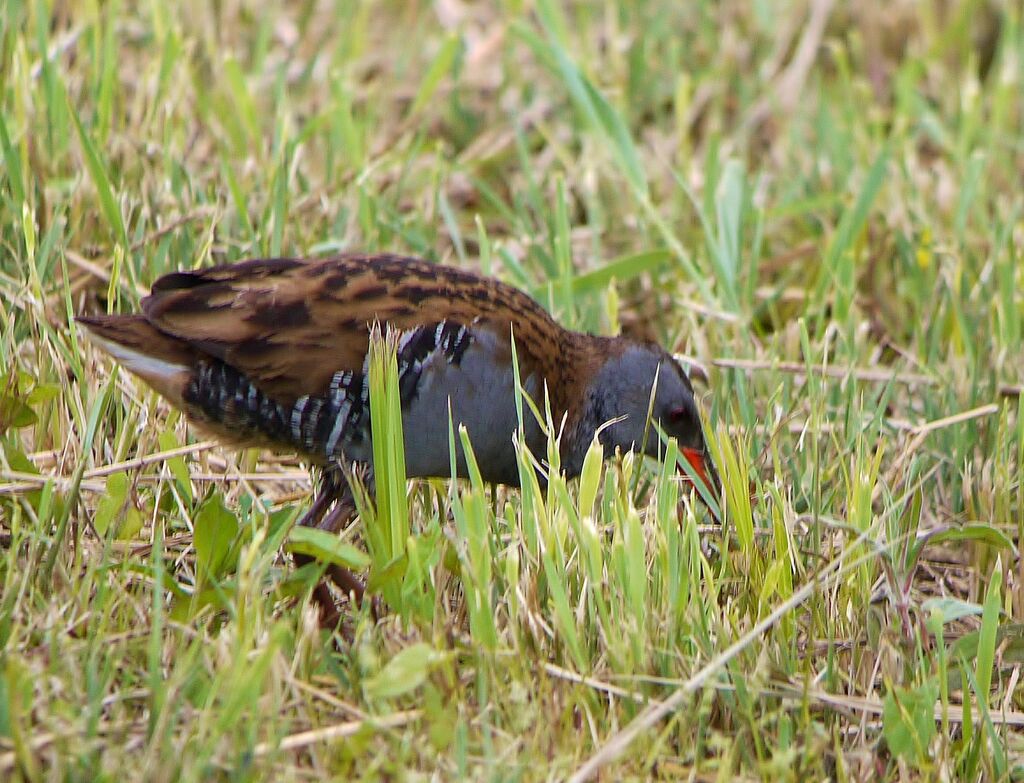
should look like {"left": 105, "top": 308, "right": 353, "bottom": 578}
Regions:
{"left": 252, "top": 710, "right": 421, "bottom": 756}
{"left": 713, "top": 358, "right": 1022, "bottom": 397}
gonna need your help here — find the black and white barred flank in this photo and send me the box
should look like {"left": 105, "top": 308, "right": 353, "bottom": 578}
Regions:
{"left": 395, "top": 320, "right": 471, "bottom": 405}
{"left": 185, "top": 320, "right": 473, "bottom": 460}
{"left": 185, "top": 359, "right": 293, "bottom": 444}
{"left": 289, "top": 367, "right": 368, "bottom": 457}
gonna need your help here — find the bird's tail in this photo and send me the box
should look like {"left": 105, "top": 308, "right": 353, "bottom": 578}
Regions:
{"left": 76, "top": 315, "right": 194, "bottom": 405}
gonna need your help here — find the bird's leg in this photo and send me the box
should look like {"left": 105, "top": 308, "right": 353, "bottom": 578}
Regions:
{"left": 294, "top": 479, "right": 336, "bottom": 528}
{"left": 294, "top": 463, "right": 379, "bottom": 625}
{"left": 292, "top": 466, "right": 352, "bottom": 627}
{"left": 317, "top": 484, "right": 365, "bottom": 604}
{"left": 317, "top": 465, "right": 386, "bottom": 620}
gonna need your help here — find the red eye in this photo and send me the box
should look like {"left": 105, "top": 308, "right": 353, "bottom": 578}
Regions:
{"left": 667, "top": 406, "right": 688, "bottom": 423}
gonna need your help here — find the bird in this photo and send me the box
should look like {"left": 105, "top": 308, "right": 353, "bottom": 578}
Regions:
{"left": 77, "top": 253, "right": 714, "bottom": 618}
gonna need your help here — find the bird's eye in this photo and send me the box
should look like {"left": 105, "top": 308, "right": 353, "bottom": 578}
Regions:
{"left": 667, "top": 406, "right": 689, "bottom": 423}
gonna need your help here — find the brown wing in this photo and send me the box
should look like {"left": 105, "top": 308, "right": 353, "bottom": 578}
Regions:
{"left": 141, "top": 254, "right": 567, "bottom": 403}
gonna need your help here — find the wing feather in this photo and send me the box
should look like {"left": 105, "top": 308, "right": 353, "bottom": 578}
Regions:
{"left": 141, "top": 254, "right": 566, "bottom": 403}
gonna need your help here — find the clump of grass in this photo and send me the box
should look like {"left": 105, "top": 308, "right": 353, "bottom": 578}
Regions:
{"left": 2, "top": 0, "right": 1024, "bottom": 779}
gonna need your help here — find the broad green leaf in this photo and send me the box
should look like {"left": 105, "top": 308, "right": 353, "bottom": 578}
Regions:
{"left": 158, "top": 430, "right": 192, "bottom": 504}
{"left": 883, "top": 679, "right": 939, "bottom": 766}
{"left": 926, "top": 524, "right": 1013, "bottom": 552}
{"left": 170, "top": 585, "right": 233, "bottom": 623}
{"left": 366, "top": 551, "right": 409, "bottom": 595}
{"left": 923, "top": 597, "right": 984, "bottom": 631}
{"left": 286, "top": 526, "right": 370, "bottom": 570}
{"left": 193, "top": 494, "right": 239, "bottom": 583}
{"left": 0, "top": 394, "right": 35, "bottom": 429}
{"left": 363, "top": 643, "right": 446, "bottom": 700}
{"left": 93, "top": 472, "right": 130, "bottom": 536}
{"left": 0, "top": 374, "right": 36, "bottom": 429}
{"left": 2, "top": 439, "right": 37, "bottom": 476}
{"left": 26, "top": 383, "right": 60, "bottom": 407}
{"left": 116, "top": 507, "right": 144, "bottom": 541}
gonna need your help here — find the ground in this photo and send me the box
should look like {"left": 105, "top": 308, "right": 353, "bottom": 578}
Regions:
{"left": 1, "top": 0, "right": 1023, "bottom": 780}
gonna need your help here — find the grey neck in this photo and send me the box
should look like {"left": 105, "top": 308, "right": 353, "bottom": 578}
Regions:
{"left": 562, "top": 387, "right": 610, "bottom": 478}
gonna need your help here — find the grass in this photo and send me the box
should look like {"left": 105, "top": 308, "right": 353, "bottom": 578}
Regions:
{"left": 1, "top": 0, "right": 1023, "bottom": 779}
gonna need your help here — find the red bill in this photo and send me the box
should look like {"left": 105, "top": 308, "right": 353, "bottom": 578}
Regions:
{"left": 681, "top": 446, "right": 717, "bottom": 493}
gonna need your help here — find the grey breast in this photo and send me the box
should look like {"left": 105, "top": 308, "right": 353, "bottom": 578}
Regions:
{"left": 398, "top": 325, "right": 542, "bottom": 485}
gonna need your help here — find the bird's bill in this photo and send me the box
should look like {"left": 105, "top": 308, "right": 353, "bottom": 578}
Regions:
{"left": 680, "top": 446, "right": 718, "bottom": 494}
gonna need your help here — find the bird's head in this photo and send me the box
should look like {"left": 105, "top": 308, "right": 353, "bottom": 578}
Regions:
{"left": 586, "top": 342, "right": 714, "bottom": 489}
